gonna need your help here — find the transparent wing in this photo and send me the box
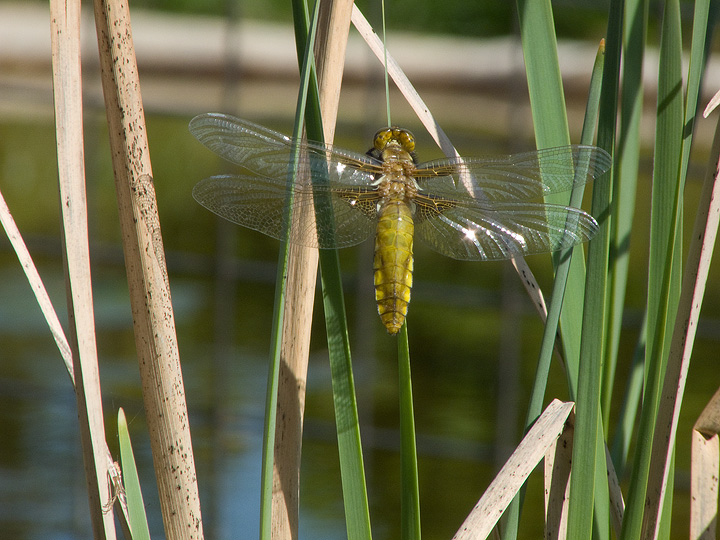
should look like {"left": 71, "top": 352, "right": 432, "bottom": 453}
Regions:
{"left": 192, "top": 174, "right": 379, "bottom": 248}
{"left": 189, "top": 112, "right": 383, "bottom": 187}
{"left": 415, "top": 145, "right": 612, "bottom": 201}
{"left": 414, "top": 194, "right": 599, "bottom": 261}
{"left": 411, "top": 145, "right": 607, "bottom": 259}
{"left": 190, "top": 113, "right": 387, "bottom": 248}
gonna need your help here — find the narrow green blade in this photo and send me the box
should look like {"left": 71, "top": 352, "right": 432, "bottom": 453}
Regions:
{"left": 566, "top": 0, "right": 623, "bottom": 535}
{"left": 397, "top": 324, "right": 420, "bottom": 540}
{"left": 118, "top": 408, "right": 151, "bottom": 540}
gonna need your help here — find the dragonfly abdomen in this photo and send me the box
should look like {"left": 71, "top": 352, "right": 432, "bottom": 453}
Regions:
{"left": 373, "top": 200, "right": 414, "bottom": 335}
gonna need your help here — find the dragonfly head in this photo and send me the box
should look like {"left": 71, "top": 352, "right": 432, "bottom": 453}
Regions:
{"left": 373, "top": 127, "right": 416, "bottom": 153}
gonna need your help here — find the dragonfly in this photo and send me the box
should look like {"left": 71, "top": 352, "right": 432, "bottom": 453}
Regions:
{"left": 190, "top": 113, "right": 611, "bottom": 335}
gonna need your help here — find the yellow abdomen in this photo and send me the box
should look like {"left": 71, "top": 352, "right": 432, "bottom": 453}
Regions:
{"left": 374, "top": 201, "right": 414, "bottom": 334}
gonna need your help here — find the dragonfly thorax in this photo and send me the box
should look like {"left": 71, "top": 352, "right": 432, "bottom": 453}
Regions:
{"left": 380, "top": 142, "right": 415, "bottom": 165}
{"left": 376, "top": 173, "right": 419, "bottom": 203}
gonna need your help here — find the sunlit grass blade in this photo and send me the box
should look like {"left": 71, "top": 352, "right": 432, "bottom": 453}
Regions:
{"left": 523, "top": 42, "right": 608, "bottom": 536}
{"left": 514, "top": 0, "right": 582, "bottom": 392}
{"left": 619, "top": 0, "right": 685, "bottom": 537}
{"left": 603, "top": 0, "right": 647, "bottom": 432}
{"left": 118, "top": 408, "right": 151, "bottom": 540}
{"left": 513, "top": 0, "right": 571, "bottom": 416}
{"left": 516, "top": 0, "right": 569, "bottom": 147}
{"left": 526, "top": 42, "right": 610, "bottom": 540}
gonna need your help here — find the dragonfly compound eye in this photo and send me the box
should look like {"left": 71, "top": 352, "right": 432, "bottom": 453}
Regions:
{"left": 396, "top": 129, "right": 415, "bottom": 152}
{"left": 373, "top": 128, "right": 394, "bottom": 151}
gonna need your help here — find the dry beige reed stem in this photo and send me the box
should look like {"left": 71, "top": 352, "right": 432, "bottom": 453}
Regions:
{"left": 92, "top": 0, "right": 203, "bottom": 537}
{"left": 49, "top": 0, "right": 115, "bottom": 537}
{"left": 691, "top": 387, "right": 720, "bottom": 540}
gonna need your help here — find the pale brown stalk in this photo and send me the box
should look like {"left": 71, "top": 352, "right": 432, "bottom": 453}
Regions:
{"left": 92, "top": 0, "right": 203, "bottom": 537}
{"left": 544, "top": 410, "right": 573, "bottom": 539}
{"left": 691, "top": 388, "right": 720, "bottom": 540}
{"left": 49, "top": 0, "right": 114, "bottom": 537}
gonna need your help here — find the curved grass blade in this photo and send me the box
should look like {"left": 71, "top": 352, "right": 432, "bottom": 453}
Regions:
{"left": 525, "top": 43, "right": 608, "bottom": 537}
{"left": 505, "top": 2, "right": 618, "bottom": 538}
{"left": 515, "top": 0, "right": 581, "bottom": 392}
{"left": 503, "top": 1, "right": 573, "bottom": 536}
